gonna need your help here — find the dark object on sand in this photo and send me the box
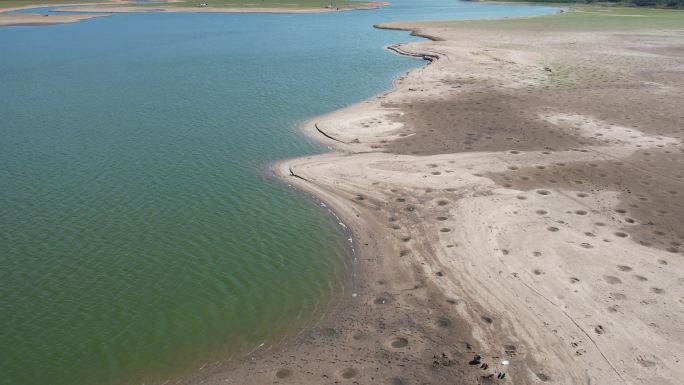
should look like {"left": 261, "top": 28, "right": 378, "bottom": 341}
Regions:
{"left": 468, "top": 355, "right": 481, "bottom": 365}
{"left": 480, "top": 363, "right": 489, "bottom": 370}
{"left": 498, "top": 372, "right": 506, "bottom": 379}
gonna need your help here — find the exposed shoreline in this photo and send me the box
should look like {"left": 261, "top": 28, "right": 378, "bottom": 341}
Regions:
{"left": 0, "top": 1, "right": 389, "bottom": 27}
{"left": 198, "top": 6, "right": 684, "bottom": 385}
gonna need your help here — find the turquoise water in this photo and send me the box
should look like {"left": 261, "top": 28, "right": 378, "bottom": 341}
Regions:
{"left": 0, "top": 2, "right": 557, "bottom": 384}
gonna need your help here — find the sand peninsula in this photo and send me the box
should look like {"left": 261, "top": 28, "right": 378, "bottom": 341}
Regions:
{"left": 0, "top": 0, "right": 389, "bottom": 26}
{"left": 174, "top": 5, "right": 684, "bottom": 385}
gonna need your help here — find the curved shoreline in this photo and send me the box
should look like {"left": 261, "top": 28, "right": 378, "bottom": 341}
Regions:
{"left": 0, "top": 1, "right": 390, "bottom": 27}
{"left": 262, "top": 6, "right": 684, "bottom": 385}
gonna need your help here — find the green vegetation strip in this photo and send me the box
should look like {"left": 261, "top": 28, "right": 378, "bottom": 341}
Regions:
{"left": 423, "top": 5, "right": 684, "bottom": 31}
{"left": 489, "top": 0, "right": 684, "bottom": 9}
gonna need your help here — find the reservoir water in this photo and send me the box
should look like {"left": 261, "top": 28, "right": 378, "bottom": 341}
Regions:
{"left": 0, "top": 1, "right": 557, "bottom": 384}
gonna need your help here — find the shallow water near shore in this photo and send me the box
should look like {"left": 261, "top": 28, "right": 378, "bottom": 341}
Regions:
{"left": 0, "top": 2, "right": 557, "bottom": 384}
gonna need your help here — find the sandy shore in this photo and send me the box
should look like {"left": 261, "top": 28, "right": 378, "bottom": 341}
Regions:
{"left": 0, "top": 12, "right": 109, "bottom": 26}
{"left": 172, "top": 7, "right": 684, "bottom": 385}
{"left": 49, "top": 2, "right": 389, "bottom": 14}
{"left": 0, "top": 1, "right": 116, "bottom": 26}
{"left": 0, "top": 1, "right": 389, "bottom": 27}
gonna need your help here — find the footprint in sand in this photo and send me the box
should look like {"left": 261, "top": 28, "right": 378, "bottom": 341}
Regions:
{"left": 386, "top": 377, "right": 408, "bottom": 385}
{"left": 339, "top": 367, "right": 359, "bottom": 379}
{"left": 390, "top": 337, "right": 409, "bottom": 349}
{"left": 275, "top": 368, "right": 292, "bottom": 379}
{"left": 436, "top": 317, "right": 452, "bottom": 328}
{"left": 603, "top": 275, "right": 622, "bottom": 284}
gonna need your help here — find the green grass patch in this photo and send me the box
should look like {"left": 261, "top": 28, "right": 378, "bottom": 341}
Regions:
{"left": 487, "top": 0, "right": 684, "bottom": 9}
{"left": 422, "top": 5, "right": 684, "bottom": 32}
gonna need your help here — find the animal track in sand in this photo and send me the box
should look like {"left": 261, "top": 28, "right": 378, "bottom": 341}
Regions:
{"left": 603, "top": 275, "right": 622, "bottom": 284}
{"left": 614, "top": 232, "right": 629, "bottom": 238}
{"left": 536, "top": 209, "right": 548, "bottom": 215}
{"left": 651, "top": 287, "right": 665, "bottom": 294}
{"left": 436, "top": 200, "right": 449, "bottom": 206}
{"left": 390, "top": 337, "right": 409, "bottom": 349}
{"left": 275, "top": 368, "right": 292, "bottom": 379}
{"left": 436, "top": 317, "right": 452, "bottom": 328}
{"left": 611, "top": 292, "right": 627, "bottom": 300}
{"left": 439, "top": 228, "right": 451, "bottom": 232}
{"left": 436, "top": 216, "right": 448, "bottom": 221}
{"left": 547, "top": 226, "right": 559, "bottom": 232}
{"left": 570, "top": 277, "right": 580, "bottom": 284}
{"left": 637, "top": 356, "right": 657, "bottom": 368}
{"left": 574, "top": 210, "right": 587, "bottom": 215}
{"left": 396, "top": 197, "right": 406, "bottom": 202}
{"left": 536, "top": 189, "right": 551, "bottom": 195}
{"left": 533, "top": 268, "right": 544, "bottom": 275}
{"left": 594, "top": 325, "right": 605, "bottom": 335}
{"left": 386, "top": 377, "right": 407, "bottom": 385}
{"left": 634, "top": 275, "right": 648, "bottom": 282}
{"left": 340, "top": 367, "right": 359, "bottom": 379}
{"left": 617, "top": 265, "right": 633, "bottom": 272}
{"left": 482, "top": 315, "right": 494, "bottom": 324}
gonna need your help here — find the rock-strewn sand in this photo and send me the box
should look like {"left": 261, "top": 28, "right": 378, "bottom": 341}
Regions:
{"left": 183, "top": 8, "right": 684, "bottom": 385}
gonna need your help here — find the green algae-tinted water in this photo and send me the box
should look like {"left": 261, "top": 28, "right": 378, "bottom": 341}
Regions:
{"left": 0, "top": 2, "right": 557, "bottom": 384}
